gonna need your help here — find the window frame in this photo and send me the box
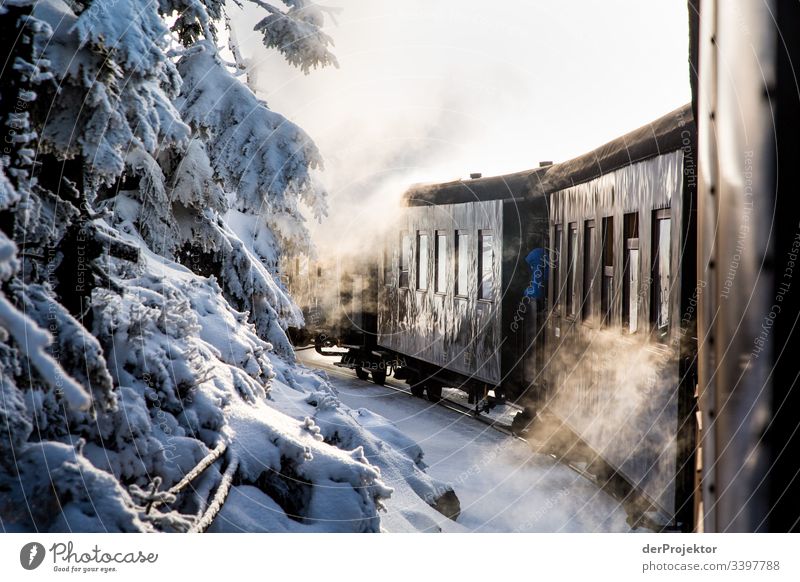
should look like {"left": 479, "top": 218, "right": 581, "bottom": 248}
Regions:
{"left": 416, "top": 231, "right": 429, "bottom": 291}
{"left": 651, "top": 208, "right": 672, "bottom": 339}
{"left": 478, "top": 229, "right": 495, "bottom": 302}
{"left": 582, "top": 219, "right": 596, "bottom": 321}
{"left": 455, "top": 230, "right": 469, "bottom": 298}
{"left": 601, "top": 216, "right": 614, "bottom": 325}
{"left": 435, "top": 231, "right": 447, "bottom": 294}
{"left": 399, "top": 231, "right": 411, "bottom": 289}
{"left": 622, "top": 212, "right": 640, "bottom": 334}
{"left": 552, "top": 224, "right": 563, "bottom": 312}
{"left": 566, "top": 223, "right": 578, "bottom": 317}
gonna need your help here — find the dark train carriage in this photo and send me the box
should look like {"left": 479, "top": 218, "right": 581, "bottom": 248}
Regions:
{"left": 285, "top": 255, "right": 379, "bottom": 356}
{"left": 538, "top": 104, "right": 698, "bottom": 529}
{"left": 377, "top": 171, "right": 550, "bottom": 401}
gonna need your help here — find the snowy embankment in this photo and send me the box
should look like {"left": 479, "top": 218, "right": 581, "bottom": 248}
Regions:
{"left": 1, "top": 218, "right": 459, "bottom": 533}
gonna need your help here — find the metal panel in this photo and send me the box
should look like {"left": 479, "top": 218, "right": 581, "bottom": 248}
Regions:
{"left": 378, "top": 200, "right": 504, "bottom": 385}
{"left": 697, "top": 0, "right": 778, "bottom": 532}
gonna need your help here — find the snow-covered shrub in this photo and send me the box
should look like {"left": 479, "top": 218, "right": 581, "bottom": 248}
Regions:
{"left": 0, "top": 441, "right": 152, "bottom": 533}
{"left": 90, "top": 236, "right": 392, "bottom": 529}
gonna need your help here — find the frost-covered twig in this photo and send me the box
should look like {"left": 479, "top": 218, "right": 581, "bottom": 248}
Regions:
{"left": 91, "top": 229, "right": 140, "bottom": 262}
{"left": 149, "top": 442, "right": 228, "bottom": 512}
{"left": 130, "top": 476, "right": 177, "bottom": 514}
{"left": 190, "top": 451, "right": 238, "bottom": 533}
{"left": 225, "top": 14, "right": 248, "bottom": 74}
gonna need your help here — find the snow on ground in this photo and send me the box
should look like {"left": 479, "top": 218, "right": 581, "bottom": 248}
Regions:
{"left": 298, "top": 350, "right": 631, "bottom": 533}
{"left": 213, "top": 353, "right": 463, "bottom": 533}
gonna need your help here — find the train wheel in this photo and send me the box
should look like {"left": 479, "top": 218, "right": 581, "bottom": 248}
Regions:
{"left": 371, "top": 369, "right": 387, "bottom": 385}
{"left": 426, "top": 385, "right": 443, "bottom": 402}
{"left": 355, "top": 367, "right": 369, "bottom": 381}
{"left": 410, "top": 383, "right": 425, "bottom": 398}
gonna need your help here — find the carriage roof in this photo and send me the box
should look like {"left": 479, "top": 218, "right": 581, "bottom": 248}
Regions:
{"left": 401, "top": 103, "right": 693, "bottom": 207}
{"left": 402, "top": 169, "right": 536, "bottom": 207}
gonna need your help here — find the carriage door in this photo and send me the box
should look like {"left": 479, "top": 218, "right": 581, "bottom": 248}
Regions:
{"left": 474, "top": 230, "right": 500, "bottom": 382}
{"left": 523, "top": 246, "right": 547, "bottom": 386}
{"left": 434, "top": 231, "right": 448, "bottom": 365}
{"left": 622, "top": 212, "right": 640, "bottom": 334}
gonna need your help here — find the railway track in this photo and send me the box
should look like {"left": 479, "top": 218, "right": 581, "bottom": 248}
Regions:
{"left": 308, "top": 354, "right": 522, "bottom": 436}
{"left": 306, "top": 355, "right": 670, "bottom": 531}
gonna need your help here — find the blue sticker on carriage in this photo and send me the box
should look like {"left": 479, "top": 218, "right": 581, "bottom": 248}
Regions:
{"left": 525, "top": 248, "right": 547, "bottom": 299}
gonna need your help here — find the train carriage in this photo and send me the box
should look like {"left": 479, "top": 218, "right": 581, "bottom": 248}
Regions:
{"left": 377, "top": 171, "right": 550, "bottom": 401}
{"left": 372, "top": 104, "right": 699, "bottom": 529}
{"left": 539, "top": 104, "right": 698, "bottom": 529}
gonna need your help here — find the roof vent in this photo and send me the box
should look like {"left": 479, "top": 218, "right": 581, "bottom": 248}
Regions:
{"left": 469, "top": 172, "right": 482, "bottom": 179}
{"left": 539, "top": 161, "right": 553, "bottom": 167}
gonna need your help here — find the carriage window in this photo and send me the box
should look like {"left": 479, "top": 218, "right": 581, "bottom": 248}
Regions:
{"left": 416, "top": 232, "right": 429, "bottom": 290}
{"left": 566, "top": 223, "right": 578, "bottom": 316}
{"left": 652, "top": 209, "right": 672, "bottom": 338}
{"left": 435, "top": 231, "right": 447, "bottom": 293}
{"left": 622, "top": 213, "right": 639, "bottom": 333}
{"left": 553, "top": 225, "right": 562, "bottom": 310}
{"left": 601, "top": 217, "right": 614, "bottom": 325}
{"left": 399, "top": 232, "right": 411, "bottom": 288}
{"left": 383, "top": 242, "right": 392, "bottom": 285}
{"left": 455, "top": 231, "right": 469, "bottom": 297}
{"left": 478, "top": 230, "right": 494, "bottom": 301}
{"left": 582, "top": 220, "right": 595, "bottom": 320}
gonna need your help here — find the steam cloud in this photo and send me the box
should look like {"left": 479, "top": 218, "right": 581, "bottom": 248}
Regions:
{"left": 227, "top": 0, "right": 690, "bottom": 258}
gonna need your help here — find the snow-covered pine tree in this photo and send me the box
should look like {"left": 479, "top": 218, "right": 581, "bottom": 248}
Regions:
{"left": 0, "top": 5, "right": 153, "bottom": 530}
{"left": 0, "top": 0, "right": 424, "bottom": 533}
{"left": 164, "top": 1, "right": 334, "bottom": 356}
{"left": 90, "top": 0, "right": 336, "bottom": 356}
{"left": 173, "top": 40, "right": 319, "bottom": 356}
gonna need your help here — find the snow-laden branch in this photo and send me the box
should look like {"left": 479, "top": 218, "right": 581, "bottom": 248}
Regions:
{"left": 0, "top": 291, "right": 90, "bottom": 410}
{"left": 249, "top": 0, "right": 338, "bottom": 74}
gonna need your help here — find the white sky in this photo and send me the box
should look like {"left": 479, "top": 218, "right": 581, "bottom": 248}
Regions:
{"left": 230, "top": 0, "right": 691, "bottom": 248}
